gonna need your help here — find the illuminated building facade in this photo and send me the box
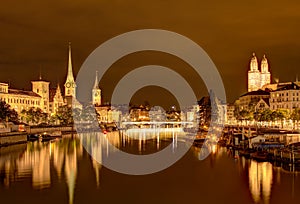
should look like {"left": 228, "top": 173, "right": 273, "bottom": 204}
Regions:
{"left": 269, "top": 82, "right": 300, "bottom": 111}
{"left": 0, "top": 82, "right": 42, "bottom": 113}
{"left": 0, "top": 43, "right": 83, "bottom": 117}
{"left": 248, "top": 53, "right": 271, "bottom": 92}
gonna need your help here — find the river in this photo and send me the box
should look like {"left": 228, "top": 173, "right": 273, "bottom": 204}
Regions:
{"left": 0, "top": 131, "right": 300, "bottom": 204}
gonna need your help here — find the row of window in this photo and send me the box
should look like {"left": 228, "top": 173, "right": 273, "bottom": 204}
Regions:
{"left": 272, "top": 92, "right": 300, "bottom": 97}
{"left": 0, "top": 97, "right": 40, "bottom": 106}
{"left": 272, "top": 104, "right": 300, "bottom": 109}
{"left": 0, "top": 87, "right": 8, "bottom": 93}
{"left": 272, "top": 98, "right": 300, "bottom": 102}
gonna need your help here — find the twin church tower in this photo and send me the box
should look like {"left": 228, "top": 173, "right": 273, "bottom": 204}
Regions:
{"left": 247, "top": 53, "right": 271, "bottom": 92}
{"left": 64, "top": 43, "right": 101, "bottom": 106}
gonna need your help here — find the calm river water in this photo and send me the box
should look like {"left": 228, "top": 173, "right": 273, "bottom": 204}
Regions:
{"left": 1, "top": 131, "right": 300, "bottom": 204}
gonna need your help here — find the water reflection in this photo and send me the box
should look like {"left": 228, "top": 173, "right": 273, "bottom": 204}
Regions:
{"left": 0, "top": 135, "right": 83, "bottom": 204}
{"left": 1, "top": 131, "right": 300, "bottom": 204}
{"left": 248, "top": 161, "right": 273, "bottom": 204}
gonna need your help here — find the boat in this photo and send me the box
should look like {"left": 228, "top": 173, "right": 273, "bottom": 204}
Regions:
{"left": 193, "top": 138, "right": 206, "bottom": 147}
{"left": 27, "top": 134, "right": 42, "bottom": 141}
{"left": 238, "top": 148, "right": 256, "bottom": 158}
{"left": 251, "top": 151, "right": 269, "bottom": 162}
{"left": 41, "top": 131, "right": 62, "bottom": 142}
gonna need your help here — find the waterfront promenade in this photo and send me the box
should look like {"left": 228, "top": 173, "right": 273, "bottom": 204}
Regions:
{"left": 0, "top": 126, "right": 74, "bottom": 147}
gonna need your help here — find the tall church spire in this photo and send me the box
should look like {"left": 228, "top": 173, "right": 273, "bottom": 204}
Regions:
{"left": 92, "top": 71, "right": 101, "bottom": 106}
{"left": 64, "top": 42, "right": 76, "bottom": 97}
{"left": 67, "top": 42, "right": 75, "bottom": 82}
{"left": 93, "top": 71, "right": 99, "bottom": 89}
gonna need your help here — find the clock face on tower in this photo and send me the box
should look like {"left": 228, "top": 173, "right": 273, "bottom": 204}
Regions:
{"left": 66, "top": 82, "right": 71, "bottom": 88}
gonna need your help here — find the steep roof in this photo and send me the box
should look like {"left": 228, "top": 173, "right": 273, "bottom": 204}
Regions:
{"left": 276, "top": 82, "right": 300, "bottom": 91}
{"left": 240, "top": 90, "right": 270, "bottom": 97}
{"left": 8, "top": 89, "right": 41, "bottom": 97}
{"left": 262, "top": 98, "right": 270, "bottom": 106}
{"left": 197, "top": 96, "right": 210, "bottom": 106}
{"left": 49, "top": 88, "right": 57, "bottom": 102}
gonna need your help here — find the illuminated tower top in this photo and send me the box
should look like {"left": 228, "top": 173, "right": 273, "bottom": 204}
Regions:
{"left": 64, "top": 42, "right": 76, "bottom": 97}
{"left": 92, "top": 71, "right": 101, "bottom": 106}
{"left": 261, "top": 54, "right": 269, "bottom": 73}
{"left": 250, "top": 52, "right": 258, "bottom": 71}
{"left": 93, "top": 71, "right": 99, "bottom": 89}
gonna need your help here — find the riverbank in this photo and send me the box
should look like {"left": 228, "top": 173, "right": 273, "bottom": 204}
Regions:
{"left": 0, "top": 126, "right": 75, "bottom": 147}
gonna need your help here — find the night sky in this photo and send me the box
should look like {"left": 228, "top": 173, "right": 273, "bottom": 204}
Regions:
{"left": 1, "top": 0, "right": 300, "bottom": 108}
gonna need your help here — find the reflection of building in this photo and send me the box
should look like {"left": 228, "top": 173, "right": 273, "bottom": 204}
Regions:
{"left": 248, "top": 161, "right": 273, "bottom": 204}
{"left": 0, "top": 138, "right": 85, "bottom": 204}
{"left": 248, "top": 53, "right": 271, "bottom": 92}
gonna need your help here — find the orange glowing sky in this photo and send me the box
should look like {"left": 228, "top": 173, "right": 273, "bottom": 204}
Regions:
{"left": 1, "top": 0, "right": 300, "bottom": 107}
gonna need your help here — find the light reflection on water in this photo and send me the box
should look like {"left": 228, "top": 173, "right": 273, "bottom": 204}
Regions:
{"left": 248, "top": 161, "right": 273, "bottom": 204}
{"left": 0, "top": 131, "right": 300, "bottom": 204}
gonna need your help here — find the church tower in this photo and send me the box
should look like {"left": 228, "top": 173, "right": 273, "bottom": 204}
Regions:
{"left": 64, "top": 42, "right": 76, "bottom": 98}
{"left": 260, "top": 54, "right": 271, "bottom": 88}
{"left": 248, "top": 53, "right": 261, "bottom": 92}
{"left": 92, "top": 71, "right": 101, "bottom": 106}
{"left": 32, "top": 79, "right": 50, "bottom": 113}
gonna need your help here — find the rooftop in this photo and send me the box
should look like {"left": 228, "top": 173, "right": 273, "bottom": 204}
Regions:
{"left": 8, "top": 89, "right": 41, "bottom": 98}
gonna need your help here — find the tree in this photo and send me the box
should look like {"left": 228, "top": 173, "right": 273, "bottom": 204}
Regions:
{"left": 291, "top": 108, "right": 300, "bottom": 129}
{"left": 81, "top": 105, "right": 97, "bottom": 123}
{"left": 20, "top": 107, "right": 48, "bottom": 125}
{"left": 0, "top": 100, "right": 19, "bottom": 123}
{"left": 272, "top": 109, "right": 289, "bottom": 128}
{"left": 54, "top": 105, "right": 74, "bottom": 125}
{"left": 237, "top": 110, "right": 253, "bottom": 123}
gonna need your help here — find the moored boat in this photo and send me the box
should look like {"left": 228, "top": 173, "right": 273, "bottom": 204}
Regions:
{"left": 41, "top": 131, "right": 62, "bottom": 142}
{"left": 27, "top": 134, "right": 42, "bottom": 141}
{"left": 251, "top": 151, "right": 269, "bottom": 162}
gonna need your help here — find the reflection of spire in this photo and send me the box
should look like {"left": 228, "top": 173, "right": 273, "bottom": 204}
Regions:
{"left": 52, "top": 142, "right": 65, "bottom": 180}
{"left": 65, "top": 140, "right": 78, "bottom": 204}
{"left": 92, "top": 159, "right": 102, "bottom": 187}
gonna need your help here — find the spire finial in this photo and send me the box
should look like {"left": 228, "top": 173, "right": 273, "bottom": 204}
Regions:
{"left": 93, "top": 71, "right": 99, "bottom": 89}
{"left": 39, "top": 65, "right": 42, "bottom": 80}
{"left": 66, "top": 42, "right": 74, "bottom": 81}
{"left": 252, "top": 52, "right": 256, "bottom": 57}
